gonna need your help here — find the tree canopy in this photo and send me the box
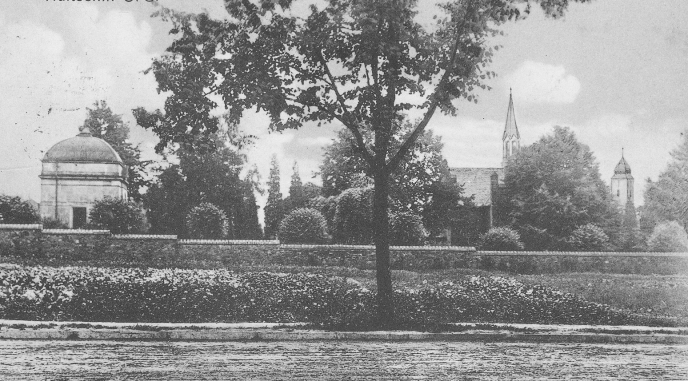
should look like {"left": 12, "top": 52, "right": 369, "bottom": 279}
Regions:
{"left": 144, "top": 134, "right": 262, "bottom": 239}
{"left": 82, "top": 101, "right": 148, "bottom": 201}
{"left": 134, "top": 0, "right": 590, "bottom": 326}
{"left": 501, "top": 126, "right": 620, "bottom": 249}
{"left": 642, "top": 130, "right": 688, "bottom": 231}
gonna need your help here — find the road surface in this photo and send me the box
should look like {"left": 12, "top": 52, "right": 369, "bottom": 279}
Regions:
{"left": 0, "top": 340, "right": 686, "bottom": 380}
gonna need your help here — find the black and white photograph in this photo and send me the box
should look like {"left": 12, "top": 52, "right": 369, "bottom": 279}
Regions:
{"left": 0, "top": 0, "right": 687, "bottom": 379}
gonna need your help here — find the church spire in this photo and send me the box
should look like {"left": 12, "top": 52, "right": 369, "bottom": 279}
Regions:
{"left": 502, "top": 89, "right": 521, "bottom": 167}
{"left": 503, "top": 88, "right": 520, "bottom": 141}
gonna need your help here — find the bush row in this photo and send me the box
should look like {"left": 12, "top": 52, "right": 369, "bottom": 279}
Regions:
{"left": 0, "top": 265, "right": 657, "bottom": 328}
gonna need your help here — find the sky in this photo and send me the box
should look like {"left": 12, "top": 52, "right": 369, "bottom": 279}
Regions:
{"left": 0, "top": 0, "right": 687, "bottom": 212}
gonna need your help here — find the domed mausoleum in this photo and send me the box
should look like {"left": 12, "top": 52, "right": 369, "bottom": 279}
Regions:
{"left": 40, "top": 127, "right": 128, "bottom": 228}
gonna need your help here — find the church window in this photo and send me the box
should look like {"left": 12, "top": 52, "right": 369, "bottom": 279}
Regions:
{"left": 617, "top": 189, "right": 620, "bottom": 197}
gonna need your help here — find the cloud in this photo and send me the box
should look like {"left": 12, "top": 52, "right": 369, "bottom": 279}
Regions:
{"left": 505, "top": 61, "right": 581, "bottom": 104}
{"left": 0, "top": 9, "right": 163, "bottom": 201}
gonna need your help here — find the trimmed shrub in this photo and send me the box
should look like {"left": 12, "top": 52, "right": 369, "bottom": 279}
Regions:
{"left": 89, "top": 197, "right": 146, "bottom": 234}
{"left": 278, "top": 208, "right": 329, "bottom": 244}
{"left": 186, "top": 203, "right": 228, "bottom": 239}
{"left": 647, "top": 221, "right": 688, "bottom": 252}
{"left": 566, "top": 224, "right": 610, "bottom": 251}
{"left": 390, "top": 211, "right": 427, "bottom": 246}
{"left": 0, "top": 195, "right": 39, "bottom": 224}
{"left": 479, "top": 227, "right": 524, "bottom": 251}
{"left": 332, "top": 187, "right": 373, "bottom": 244}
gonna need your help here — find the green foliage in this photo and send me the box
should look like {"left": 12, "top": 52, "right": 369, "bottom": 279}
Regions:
{"left": 566, "top": 224, "right": 611, "bottom": 251}
{"left": 144, "top": 165, "right": 190, "bottom": 236}
{"left": 647, "top": 221, "right": 688, "bottom": 252}
{"left": 479, "top": 227, "right": 524, "bottom": 251}
{"left": 264, "top": 155, "right": 285, "bottom": 239}
{"left": 286, "top": 162, "right": 307, "bottom": 212}
{"left": 144, "top": 135, "right": 262, "bottom": 239}
{"left": 422, "top": 178, "right": 480, "bottom": 245}
{"left": 185, "top": 203, "right": 228, "bottom": 239}
{"left": 89, "top": 197, "right": 145, "bottom": 234}
{"left": 307, "top": 195, "right": 338, "bottom": 229}
{"left": 82, "top": 101, "right": 149, "bottom": 202}
{"left": 389, "top": 211, "right": 427, "bottom": 246}
{"left": 0, "top": 195, "right": 39, "bottom": 224}
{"left": 642, "top": 130, "right": 688, "bottom": 231}
{"left": 278, "top": 208, "right": 329, "bottom": 244}
{"left": 320, "top": 126, "right": 447, "bottom": 216}
{"left": 333, "top": 187, "right": 374, "bottom": 244}
{"left": 503, "top": 127, "right": 620, "bottom": 249}
{"left": 0, "top": 266, "right": 639, "bottom": 327}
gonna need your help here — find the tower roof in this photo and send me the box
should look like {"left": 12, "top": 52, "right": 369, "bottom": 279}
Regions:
{"left": 614, "top": 153, "right": 632, "bottom": 175}
{"left": 42, "top": 127, "right": 123, "bottom": 164}
{"left": 503, "top": 89, "right": 520, "bottom": 140}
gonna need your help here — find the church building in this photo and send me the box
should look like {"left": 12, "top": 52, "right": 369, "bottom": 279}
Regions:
{"left": 445, "top": 90, "right": 520, "bottom": 242}
{"left": 39, "top": 127, "right": 128, "bottom": 228}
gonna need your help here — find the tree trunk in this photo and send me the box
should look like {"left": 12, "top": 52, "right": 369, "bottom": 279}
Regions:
{"left": 372, "top": 167, "right": 393, "bottom": 328}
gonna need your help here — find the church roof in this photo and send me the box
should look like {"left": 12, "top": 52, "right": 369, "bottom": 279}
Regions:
{"left": 42, "top": 127, "right": 123, "bottom": 164}
{"left": 449, "top": 167, "right": 503, "bottom": 206}
{"left": 503, "top": 89, "right": 520, "bottom": 140}
{"left": 614, "top": 154, "right": 632, "bottom": 175}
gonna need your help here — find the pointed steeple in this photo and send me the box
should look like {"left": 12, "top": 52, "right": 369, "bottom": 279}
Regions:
{"left": 503, "top": 88, "right": 520, "bottom": 140}
{"left": 502, "top": 89, "right": 521, "bottom": 167}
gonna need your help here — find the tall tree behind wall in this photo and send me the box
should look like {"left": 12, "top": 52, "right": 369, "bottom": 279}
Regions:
{"left": 82, "top": 101, "right": 148, "bottom": 202}
{"left": 642, "top": 130, "right": 688, "bottom": 233}
{"left": 502, "top": 126, "right": 621, "bottom": 249}
{"left": 264, "top": 155, "right": 284, "bottom": 239}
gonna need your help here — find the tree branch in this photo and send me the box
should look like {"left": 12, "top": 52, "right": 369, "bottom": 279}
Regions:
{"left": 387, "top": 3, "right": 472, "bottom": 171}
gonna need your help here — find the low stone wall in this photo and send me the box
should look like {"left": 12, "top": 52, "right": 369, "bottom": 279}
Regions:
{"left": 475, "top": 251, "right": 688, "bottom": 275}
{"left": 1, "top": 225, "right": 687, "bottom": 274}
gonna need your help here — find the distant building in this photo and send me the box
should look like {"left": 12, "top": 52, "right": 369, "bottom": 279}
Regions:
{"left": 611, "top": 150, "right": 634, "bottom": 207}
{"left": 39, "top": 127, "right": 127, "bottom": 228}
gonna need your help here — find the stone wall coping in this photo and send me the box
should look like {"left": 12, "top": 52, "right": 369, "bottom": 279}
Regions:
{"left": 179, "top": 239, "right": 280, "bottom": 245}
{"left": 0, "top": 224, "right": 42, "bottom": 230}
{"left": 112, "top": 234, "right": 177, "bottom": 240}
{"left": 280, "top": 244, "right": 476, "bottom": 251}
{"left": 42, "top": 229, "right": 111, "bottom": 235}
{"left": 479, "top": 250, "right": 688, "bottom": 258}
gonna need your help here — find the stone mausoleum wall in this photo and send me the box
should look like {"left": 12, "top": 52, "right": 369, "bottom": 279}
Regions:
{"left": 1, "top": 224, "right": 687, "bottom": 274}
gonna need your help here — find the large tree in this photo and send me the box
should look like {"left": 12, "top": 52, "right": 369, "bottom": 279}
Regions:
{"left": 82, "top": 101, "right": 148, "bottom": 201}
{"left": 145, "top": 135, "right": 262, "bottom": 238}
{"left": 320, "top": 123, "right": 445, "bottom": 214}
{"left": 642, "top": 130, "right": 688, "bottom": 232}
{"left": 264, "top": 155, "right": 285, "bottom": 239}
{"left": 134, "top": 0, "right": 588, "bottom": 325}
{"left": 501, "top": 126, "right": 620, "bottom": 250}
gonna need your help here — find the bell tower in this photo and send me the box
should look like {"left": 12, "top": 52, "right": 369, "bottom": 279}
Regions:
{"left": 611, "top": 149, "right": 634, "bottom": 206}
{"left": 502, "top": 89, "right": 520, "bottom": 167}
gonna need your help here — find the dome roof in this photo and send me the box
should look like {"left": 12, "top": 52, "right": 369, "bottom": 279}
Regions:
{"left": 614, "top": 156, "right": 632, "bottom": 175}
{"left": 42, "top": 128, "right": 123, "bottom": 164}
